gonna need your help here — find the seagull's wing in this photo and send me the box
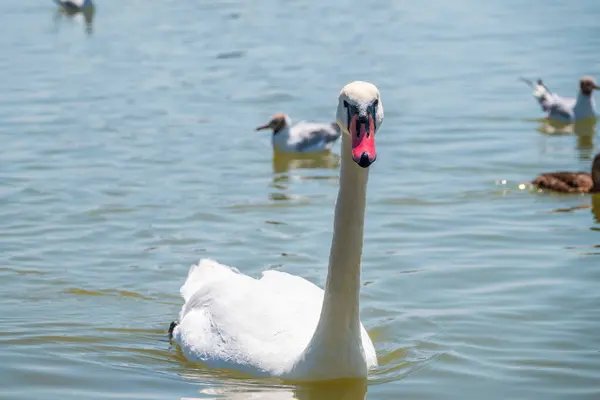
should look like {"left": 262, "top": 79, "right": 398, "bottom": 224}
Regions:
{"left": 546, "top": 97, "right": 576, "bottom": 120}
{"left": 55, "top": 0, "right": 87, "bottom": 8}
{"left": 523, "top": 78, "right": 575, "bottom": 120}
{"left": 290, "top": 122, "right": 341, "bottom": 152}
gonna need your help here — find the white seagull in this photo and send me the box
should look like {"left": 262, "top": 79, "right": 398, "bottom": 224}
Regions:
{"left": 169, "top": 81, "right": 384, "bottom": 381}
{"left": 521, "top": 76, "right": 598, "bottom": 123}
{"left": 54, "top": 0, "right": 93, "bottom": 11}
{"left": 255, "top": 113, "right": 341, "bottom": 153}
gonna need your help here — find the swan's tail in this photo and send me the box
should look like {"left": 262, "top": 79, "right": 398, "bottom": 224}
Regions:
{"left": 172, "top": 258, "right": 243, "bottom": 336}
{"left": 180, "top": 258, "right": 242, "bottom": 302}
{"left": 168, "top": 321, "right": 178, "bottom": 340}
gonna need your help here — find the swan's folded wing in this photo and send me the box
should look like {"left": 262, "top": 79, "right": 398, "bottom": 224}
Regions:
{"left": 173, "top": 260, "right": 325, "bottom": 374}
{"left": 179, "top": 258, "right": 243, "bottom": 302}
{"left": 259, "top": 269, "right": 324, "bottom": 300}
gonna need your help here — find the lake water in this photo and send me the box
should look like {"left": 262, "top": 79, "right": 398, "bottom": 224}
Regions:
{"left": 2, "top": 1, "right": 600, "bottom": 399}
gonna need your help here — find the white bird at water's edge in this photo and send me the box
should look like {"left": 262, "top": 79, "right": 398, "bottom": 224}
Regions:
{"left": 255, "top": 113, "right": 341, "bottom": 153}
{"left": 169, "top": 81, "right": 384, "bottom": 382}
{"left": 520, "top": 76, "right": 598, "bottom": 123}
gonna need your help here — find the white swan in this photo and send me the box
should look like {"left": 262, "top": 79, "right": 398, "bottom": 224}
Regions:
{"left": 170, "top": 81, "right": 384, "bottom": 382}
{"left": 521, "top": 76, "right": 598, "bottom": 123}
{"left": 255, "top": 113, "right": 341, "bottom": 153}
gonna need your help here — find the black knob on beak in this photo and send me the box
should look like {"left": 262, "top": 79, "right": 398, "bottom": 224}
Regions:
{"left": 357, "top": 152, "right": 375, "bottom": 168}
{"left": 357, "top": 115, "right": 368, "bottom": 124}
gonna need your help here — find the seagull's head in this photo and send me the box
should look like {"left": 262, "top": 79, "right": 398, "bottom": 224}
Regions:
{"left": 580, "top": 76, "right": 599, "bottom": 96}
{"left": 336, "top": 81, "right": 384, "bottom": 168}
{"left": 256, "top": 113, "right": 290, "bottom": 135}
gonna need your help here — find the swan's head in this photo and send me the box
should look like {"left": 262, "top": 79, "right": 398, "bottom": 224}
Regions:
{"left": 580, "top": 76, "right": 599, "bottom": 96}
{"left": 336, "top": 81, "right": 384, "bottom": 168}
{"left": 255, "top": 113, "right": 290, "bottom": 135}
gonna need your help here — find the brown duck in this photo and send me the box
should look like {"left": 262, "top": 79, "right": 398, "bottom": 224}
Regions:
{"left": 533, "top": 153, "right": 600, "bottom": 193}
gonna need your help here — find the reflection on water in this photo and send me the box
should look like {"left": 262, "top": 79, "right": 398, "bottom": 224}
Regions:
{"left": 272, "top": 151, "right": 341, "bottom": 175}
{"left": 184, "top": 379, "right": 366, "bottom": 400}
{"left": 549, "top": 194, "right": 600, "bottom": 223}
{"left": 536, "top": 117, "right": 597, "bottom": 159}
{"left": 173, "top": 355, "right": 368, "bottom": 399}
{"left": 592, "top": 194, "right": 600, "bottom": 223}
{"left": 552, "top": 204, "right": 592, "bottom": 214}
{"left": 53, "top": 3, "right": 95, "bottom": 35}
{"left": 271, "top": 151, "right": 340, "bottom": 196}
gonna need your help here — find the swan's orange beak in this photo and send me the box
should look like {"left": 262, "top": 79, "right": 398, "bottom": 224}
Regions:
{"left": 349, "top": 113, "right": 376, "bottom": 168}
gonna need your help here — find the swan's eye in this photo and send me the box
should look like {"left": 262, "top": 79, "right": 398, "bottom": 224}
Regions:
{"left": 345, "top": 102, "right": 354, "bottom": 132}
{"left": 368, "top": 100, "right": 378, "bottom": 131}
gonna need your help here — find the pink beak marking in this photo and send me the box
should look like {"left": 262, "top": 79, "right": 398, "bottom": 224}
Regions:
{"left": 349, "top": 114, "right": 376, "bottom": 168}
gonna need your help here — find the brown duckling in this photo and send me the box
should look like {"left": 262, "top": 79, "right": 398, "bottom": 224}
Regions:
{"left": 533, "top": 153, "right": 600, "bottom": 193}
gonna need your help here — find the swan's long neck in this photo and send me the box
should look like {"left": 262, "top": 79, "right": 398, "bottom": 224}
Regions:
{"left": 290, "top": 134, "right": 370, "bottom": 379}
{"left": 320, "top": 134, "right": 368, "bottom": 332}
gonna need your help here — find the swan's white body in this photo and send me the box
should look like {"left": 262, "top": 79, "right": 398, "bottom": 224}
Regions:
{"left": 172, "top": 81, "right": 384, "bottom": 381}
{"left": 172, "top": 259, "right": 376, "bottom": 378}
{"left": 524, "top": 77, "right": 597, "bottom": 123}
